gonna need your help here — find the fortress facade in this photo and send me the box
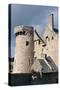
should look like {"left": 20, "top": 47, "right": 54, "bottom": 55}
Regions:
{"left": 10, "top": 14, "right": 58, "bottom": 74}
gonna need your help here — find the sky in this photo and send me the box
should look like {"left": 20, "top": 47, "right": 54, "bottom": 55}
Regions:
{"left": 9, "top": 4, "right": 58, "bottom": 58}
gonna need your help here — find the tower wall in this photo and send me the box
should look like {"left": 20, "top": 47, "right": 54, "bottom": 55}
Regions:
{"left": 13, "top": 26, "right": 34, "bottom": 73}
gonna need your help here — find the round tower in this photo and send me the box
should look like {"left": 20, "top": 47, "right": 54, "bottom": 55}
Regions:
{"left": 13, "top": 26, "right": 34, "bottom": 73}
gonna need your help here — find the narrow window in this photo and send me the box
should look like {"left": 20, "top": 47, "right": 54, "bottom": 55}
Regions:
{"left": 52, "top": 36, "right": 54, "bottom": 40}
{"left": 46, "top": 36, "right": 50, "bottom": 41}
{"left": 26, "top": 41, "right": 29, "bottom": 46}
{"left": 39, "top": 40, "right": 40, "bottom": 44}
{"left": 46, "top": 36, "right": 48, "bottom": 39}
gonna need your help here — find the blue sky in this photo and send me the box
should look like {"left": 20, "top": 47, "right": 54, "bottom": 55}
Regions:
{"left": 9, "top": 4, "right": 58, "bottom": 57}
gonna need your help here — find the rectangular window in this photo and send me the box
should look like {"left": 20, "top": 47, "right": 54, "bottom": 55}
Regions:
{"left": 39, "top": 40, "right": 40, "bottom": 44}
{"left": 26, "top": 41, "right": 29, "bottom": 46}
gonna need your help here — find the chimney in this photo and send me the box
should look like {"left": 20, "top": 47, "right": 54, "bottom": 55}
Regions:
{"left": 47, "top": 14, "right": 54, "bottom": 31}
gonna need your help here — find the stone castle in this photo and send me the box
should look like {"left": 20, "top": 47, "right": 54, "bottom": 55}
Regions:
{"left": 9, "top": 14, "right": 58, "bottom": 75}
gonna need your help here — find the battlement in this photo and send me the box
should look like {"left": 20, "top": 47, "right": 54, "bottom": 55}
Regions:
{"left": 14, "top": 25, "right": 33, "bottom": 34}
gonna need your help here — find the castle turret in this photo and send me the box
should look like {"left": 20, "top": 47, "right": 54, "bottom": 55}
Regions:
{"left": 13, "top": 26, "right": 34, "bottom": 73}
